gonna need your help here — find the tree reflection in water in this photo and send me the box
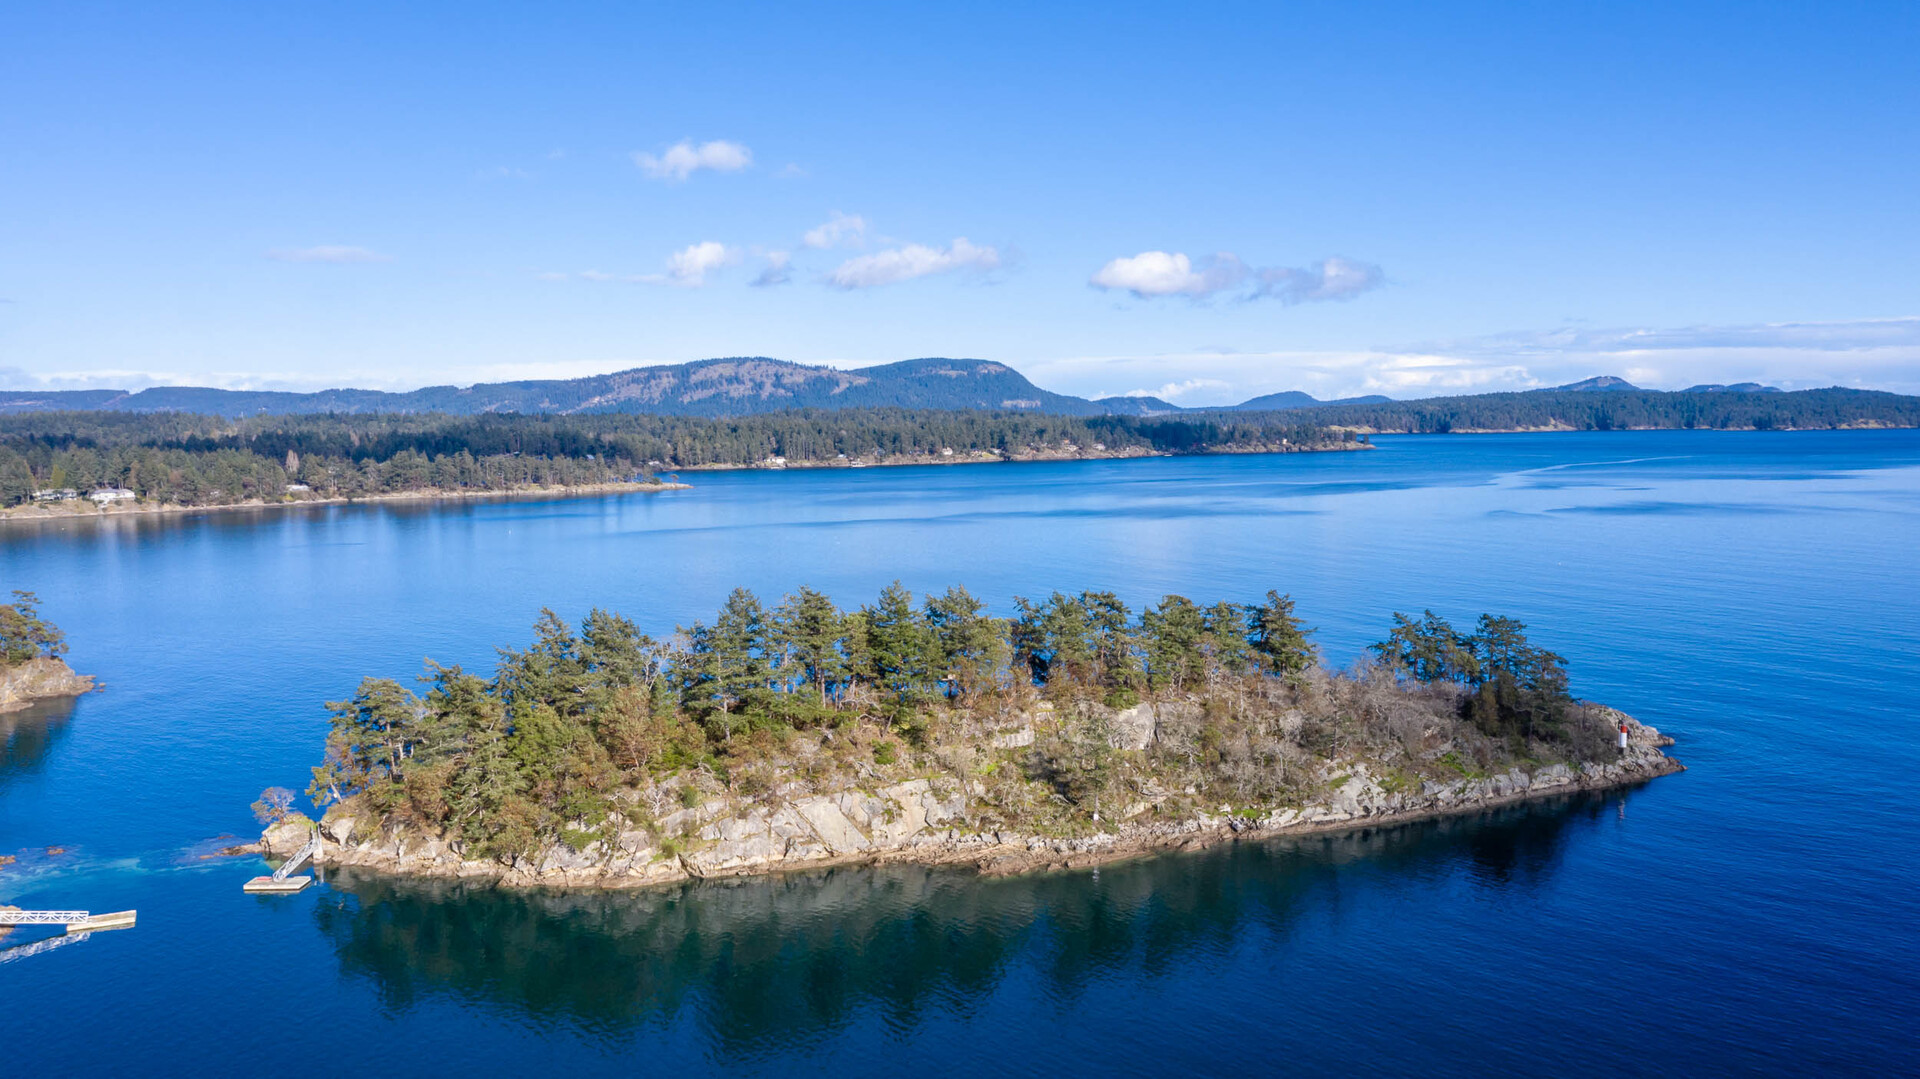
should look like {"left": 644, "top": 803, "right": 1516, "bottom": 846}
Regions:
{"left": 0, "top": 695, "right": 80, "bottom": 790}
{"left": 315, "top": 789, "right": 1636, "bottom": 1058}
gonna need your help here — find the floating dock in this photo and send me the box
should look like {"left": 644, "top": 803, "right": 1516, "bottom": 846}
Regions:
{"left": 66, "top": 910, "right": 137, "bottom": 933}
{"left": 0, "top": 908, "right": 138, "bottom": 935}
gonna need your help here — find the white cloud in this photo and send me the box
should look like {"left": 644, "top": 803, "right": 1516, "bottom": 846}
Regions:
{"left": 266, "top": 245, "right": 391, "bottom": 264}
{"left": 828, "top": 238, "right": 1001, "bottom": 289}
{"left": 631, "top": 139, "right": 753, "bottom": 181}
{"left": 802, "top": 211, "right": 867, "bottom": 250}
{"left": 1090, "top": 251, "right": 1246, "bottom": 298}
{"left": 751, "top": 251, "right": 792, "bottom": 288}
{"left": 1091, "top": 250, "right": 1383, "bottom": 304}
{"left": 659, "top": 241, "right": 738, "bottom": 285}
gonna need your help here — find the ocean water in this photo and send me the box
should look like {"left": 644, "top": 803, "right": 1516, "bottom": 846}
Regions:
{"left": 2, "top": 430, "right": 1916, "bottom": 1076}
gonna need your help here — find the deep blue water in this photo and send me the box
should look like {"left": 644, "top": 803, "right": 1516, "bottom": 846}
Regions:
{"left": 3, "top": 430, "right": 1917, "bottom": 1076}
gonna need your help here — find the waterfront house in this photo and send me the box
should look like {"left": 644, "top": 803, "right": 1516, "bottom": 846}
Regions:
{"left": 88, "top": 487, "right": 136, "bottom": 504}
{"left": 31, "top": 488, "right": 79, "bottom": 502}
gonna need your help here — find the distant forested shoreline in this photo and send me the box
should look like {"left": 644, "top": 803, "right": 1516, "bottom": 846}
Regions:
{"left": 0, "top": 409, "right": 1356, "bottom": 508}
{"left": 1289, "top": 387, "right": 1920, "bottom": 433}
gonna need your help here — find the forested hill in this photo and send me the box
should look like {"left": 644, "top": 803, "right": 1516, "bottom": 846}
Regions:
{"left": 3, "top": 356, "right": 1910, "bottom": 429}
{"left": 1285, "top": 387, "right": 1920, "bottom": 433}
{"left": 0, "top": 408, "right": 1356, "bottom": 508}
{"left": 0, "top": 358, "right": 1106, "bottom": 418}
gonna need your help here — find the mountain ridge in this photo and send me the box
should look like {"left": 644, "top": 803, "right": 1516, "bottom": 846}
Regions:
{"left": 0, "top": 358, "right": 1822, "bottom": 418}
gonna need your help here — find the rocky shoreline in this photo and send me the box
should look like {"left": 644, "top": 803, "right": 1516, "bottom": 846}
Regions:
{"left": 0, "top": 658, "right": 95, "bottom": 714}
{"left": 260, "top": 713, "right": 1681, "bottom": 890}
{"left": 680, "top": 440, "right": 1371, "bottom": 472}
{"left": 0, "top": 480, "right": 690, "bottom": 523}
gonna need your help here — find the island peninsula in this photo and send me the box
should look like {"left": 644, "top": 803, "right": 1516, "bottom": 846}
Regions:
{"left": 0, "top": 592, "right": 92, "bottom": 714}
{"left": 257, "top": 586, "right": 1682, "bottom": 886}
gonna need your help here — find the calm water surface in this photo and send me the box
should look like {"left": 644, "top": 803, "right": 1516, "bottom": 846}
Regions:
{"left": 3, "top": 431, "right": 1917, "bottom": 1075}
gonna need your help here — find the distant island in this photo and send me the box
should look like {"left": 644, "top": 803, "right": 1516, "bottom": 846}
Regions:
{"left": 8, "top": 359, "right": 1913, "bottom": 515}
{"left": 3, "top": 355, "right": 1900, "bottom": 423}
{"left": 0, "top": 410, "right": 1362, "bottom": 513}
{"left": 1283, "top": 385, "right": 1919, "bottom": 434}
{"left": 0, "top": 357, "right": 1402, "bottom": 418}
{"left": 256, "top": 586, "right": 1682, "bottom": 887}
{"left": 0, "top": 592, "right": 93, "bottom": 714}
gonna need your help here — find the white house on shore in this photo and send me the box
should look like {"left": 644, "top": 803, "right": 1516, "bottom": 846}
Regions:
{"left": 31, "top": 488, "right": 79, "bottom": 503}
{"left": 88, "top": 487, "right": 136, "bottom": 504}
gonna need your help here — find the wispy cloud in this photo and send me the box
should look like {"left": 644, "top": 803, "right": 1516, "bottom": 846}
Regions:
{"left": 1124, "top": 378, "right": 1232, "bottom": 400}
{"left": 1391, "top": 317, "right": 1920, "bottom": 393}
{"left": 631, "top": 139, "right": 753, "bottom": 181}
{"left": 1090, "top": 250, "right": 1382, "bottom": 304}
{"left": 266, "top": 245, "right": 391, "bottom": 264}
{"left": 1406, "top": 318, "right": 1920, "bottom": 359}
{"left": 751, "top": 251, "right": 792, "bottom": 288}
{"left": 1028, "top": 317, "right": 1920, "bottom": 406}
{"left": 1252, "top": 256, "right": 1383, "bottom": 303}
{"left": 549, "top": 242, "right": 740, "bottom": 287}
{"left": 802, "top": 211, "right": 867, "bottom": 250}
{"left": 828, "top": 238, "right": 1000, "bottom": 289}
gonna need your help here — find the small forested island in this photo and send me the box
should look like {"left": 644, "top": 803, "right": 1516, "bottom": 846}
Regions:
{"left": 0, "top": 410, "right": 1360, "bottom": 512}
{"left": 261, "top": 585, "right": 1682, "bottom": 886}
{"left": 0, "top": 592, "right": 93, "bottom": 713}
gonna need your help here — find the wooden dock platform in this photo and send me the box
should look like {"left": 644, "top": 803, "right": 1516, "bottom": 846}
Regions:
{"left": 243, "top": 875, "right": 312, "bottom": 894}
{"left": 66, "top": 910, "right": 137, "bottom": 933}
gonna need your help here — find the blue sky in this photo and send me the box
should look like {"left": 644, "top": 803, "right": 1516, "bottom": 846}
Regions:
{"left": 4, "top": 2, "right": 1918, "bottom": 403}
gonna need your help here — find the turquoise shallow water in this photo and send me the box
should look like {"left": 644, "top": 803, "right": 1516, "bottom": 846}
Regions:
{"left": 3, "top": 430, "right": 1917, "bottom": 1075}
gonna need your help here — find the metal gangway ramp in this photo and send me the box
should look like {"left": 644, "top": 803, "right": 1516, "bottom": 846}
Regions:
{"left": 243, "top": 829, "right": 318, "bottom": 893}
{"left": 0, "top": 908, "right": 138, "bottom": 963}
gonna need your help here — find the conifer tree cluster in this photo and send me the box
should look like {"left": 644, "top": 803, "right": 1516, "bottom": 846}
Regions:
{"left": 1370, "top": 610, "right": 1575, "bottom": 742}
{"left": 304, "top": 586, "right": 1609, "bottom": 860}
{"left": 0, "top": 591, "right": 67, "bottom": 666}
{"left": 305, "top": 584, "right": 1319, "bottom": 856}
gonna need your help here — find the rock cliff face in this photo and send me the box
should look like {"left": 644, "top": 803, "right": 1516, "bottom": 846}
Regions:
{"left": 301, "top": 713, "right": 1683, "bottom": 890}
{"left": 0, "top": 658, "right": 95, "bottom": 714}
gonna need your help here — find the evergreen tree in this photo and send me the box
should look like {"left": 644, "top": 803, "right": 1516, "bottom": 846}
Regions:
{"left": 1248, "top": 590, "right": 1316, "bottom": 679}
{"left": 1140, "top": 595, "right": 1207, "bottom": 690}
{"left": 924, "top": 585, "right": 1011, "bottom": 702}
{"left": 1079, "top": 590, "right": 1138, "bottom": 689}
{"left": 861, "top": 581, "right": 939, "bottom": 716}
{"left": 681, "top": 588, "right": 771, "bottom": 740}
{"left": 0, "top": 449, "right": 32, "bottom": 507}
{"left": 0, "top": 591, "right": 67, "bottom": 665}
{"left": 772, "top": 587, "right": 849, "bottom": 705}
{"left": 1202, "top": 601, "right": 1252, "bottom": 680}
{"left": 1372, "top": 610, "right": 1478, "bottom": 683}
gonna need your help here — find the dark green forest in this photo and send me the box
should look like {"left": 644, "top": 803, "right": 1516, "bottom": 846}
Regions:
{"left": 1289, "top": 387, "right": 1920, "bottom": 432}
{"left": 0, "top": 409, "right": 1353, "bottom": 507}
{"left": 310, "top": 584, "right": 1595, "bottom": 860}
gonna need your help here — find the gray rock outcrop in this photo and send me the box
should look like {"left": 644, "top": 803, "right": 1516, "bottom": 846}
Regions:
{"left": 299, "top": 713, "right": 1682, "bottom": 889}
